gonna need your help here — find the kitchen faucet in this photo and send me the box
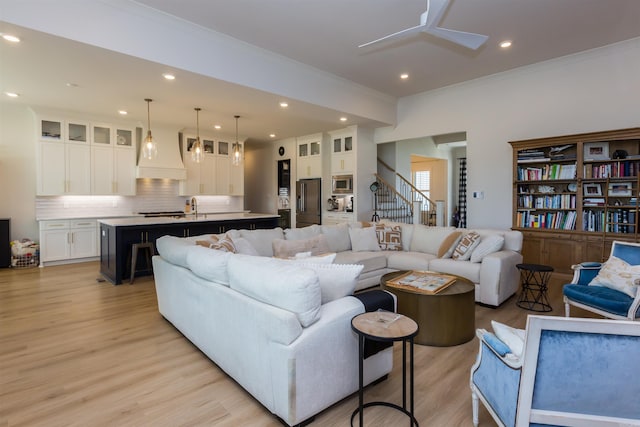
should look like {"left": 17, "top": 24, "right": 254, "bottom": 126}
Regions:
{"left": 191, "top": 197, "right": 198, "bottom": 218}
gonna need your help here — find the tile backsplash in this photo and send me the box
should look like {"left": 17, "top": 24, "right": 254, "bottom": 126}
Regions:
{"left": 36, "top": 179, "right": 244, "bottom": 220}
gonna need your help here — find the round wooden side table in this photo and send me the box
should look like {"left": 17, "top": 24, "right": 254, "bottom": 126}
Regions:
{"left": 351, "top": 311, "right": 419, "bottom": 427}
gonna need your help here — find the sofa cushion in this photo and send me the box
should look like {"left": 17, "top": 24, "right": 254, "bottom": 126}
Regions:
{"left": 228, "top": 254, "right": 321, "bottom": 327}
{"left": 334, "top": 251, "right": 387, "bottom": 274}
{"left": 321, "top": 223, "right": 352, "bottom": 252}
{"left": 185, "top": 245, "right": 232, "bottom": 286}
{"left": 349, "top": 227, "right": 382, "bottom": 252}
{"left": 452, "top": 231, "right": 481, "bottom": 261}
{"left": 375, "top": 223, "right": 403, "bottom": 251}
{"left": 438, "top": 231, "right": 463, "bottom": 258}
{"left": 272, "top": 234, "right": 331, "bottom": 258}
{"left": 470, "top": 234, "right": 505, "bottom": 263}
{"left": 232, "top": 236, "right": 260, "bottom": 255}
{"left": 429, "top": 258, "right": 481, "bottom": 284}
{"left": 156, "top": 235, "right": 194, "bottom": 268}
{"left": 409, "top": 225, "right": 455, "bottom": 255}
{"left": 290, "top": 262, "right": 363, "bottom": 304}
{"left": 284, "top": 224, "right": 321, "bottom": 240}
{"left": 588, "top": 255, "right": 640, "bottom": 297}
{"left": 564, "top": 283, "right": 637, "bottom": 317}
{"left": 229, "top": 227, "right": 284, "bottom": 257}
{"left": 386, "top": 251, "right": 433, "bottom": 271}
{"left": 289, "top": 252, "right": 337, "bottom": 264}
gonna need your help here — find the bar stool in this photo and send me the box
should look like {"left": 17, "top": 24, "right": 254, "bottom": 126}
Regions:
{"left": 516, "top": 263, "right": 554, "bottom": 312}
{"left": 130, "top": 242, "right": 155, "bottom": 284}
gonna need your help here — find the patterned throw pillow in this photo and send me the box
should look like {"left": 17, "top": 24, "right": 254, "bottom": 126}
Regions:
{"left": 211, "top": 236, "right": 237, "bottom": 253}
{"left": 452, "top": 231, "right": 481, "bottom": 261}
{"left": 470, "top": 234, "right": 505, "bottom": 263}
{"left": 195, "top": 234, "right": 220, "bottom": 248}
{"left": 375, "top": 224, "right": 403, "bottom": 251}
{"left": 588, "top": 255, "right": 640, "bottom": 297}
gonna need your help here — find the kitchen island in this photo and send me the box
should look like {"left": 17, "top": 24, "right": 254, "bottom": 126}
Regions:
{"left": 99, "top": 213, "right": 279, "bottom": 284}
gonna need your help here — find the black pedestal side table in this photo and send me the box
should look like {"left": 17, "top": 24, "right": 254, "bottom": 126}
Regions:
{"left": 351, "top": 311, "right": 419, "bottom": 427}
{"left": 516, "top": 263, "right": 554, "bottom": 312}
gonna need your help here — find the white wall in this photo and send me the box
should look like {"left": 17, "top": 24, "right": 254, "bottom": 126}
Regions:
{"left": 0, "top": 103, "right": 38, "bottom": 241}
{"left": 375, "top": 38, "right": 640, "bottom": 229}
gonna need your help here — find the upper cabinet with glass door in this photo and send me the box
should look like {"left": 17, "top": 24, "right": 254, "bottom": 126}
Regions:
{"left": 329, "top": 129, "right": 355, "bottom": 174}
{"left": 39, "top": 117, "right": 64, "bottom": 142}
{"left": 66, "top": 120, "right": 89, "bottom": 144}
{"left": 296, "top": 133, "right": 323, "bottom": 178}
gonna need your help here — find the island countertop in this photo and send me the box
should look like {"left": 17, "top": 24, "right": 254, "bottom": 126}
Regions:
{"left": 98, "top": 212, "right": 279, "bottom": 227}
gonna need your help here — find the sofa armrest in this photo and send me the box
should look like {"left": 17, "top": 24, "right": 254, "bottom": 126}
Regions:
{"left": 478, "top": 250, "right": 523, "bottom": 306}
{"left": 570, "top": 262, "right": 602, "bottom": 285}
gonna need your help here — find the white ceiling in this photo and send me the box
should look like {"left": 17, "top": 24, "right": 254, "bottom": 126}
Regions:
{"left": 2, "top": 0, "right": 640, "bottom": 144}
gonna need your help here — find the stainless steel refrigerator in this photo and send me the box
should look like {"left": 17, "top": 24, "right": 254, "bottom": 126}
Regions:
{"left": 296, "top": 178, "right": 321, "bottom": 227}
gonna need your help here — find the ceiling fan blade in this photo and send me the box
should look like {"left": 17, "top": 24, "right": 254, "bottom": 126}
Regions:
{"left": 358, "top": 24, "right": 425, "bottom": 48}
{"left": 425, "top": 26, "right": 488, "bottom": 50}
{"left": 422, "top": 0, "right": 450, "bottom": 28}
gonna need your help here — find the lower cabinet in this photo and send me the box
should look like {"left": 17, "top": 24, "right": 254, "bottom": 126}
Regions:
{"left": 40, "top": 219, "right": 98, "bottom": 264}
{"left": 100, "top": 216, "right": 279, "bottom": 284}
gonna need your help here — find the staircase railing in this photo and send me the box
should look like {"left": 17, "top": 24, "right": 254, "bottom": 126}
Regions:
{"left": 375, "top": 158, "right": 438, "bottom": 225}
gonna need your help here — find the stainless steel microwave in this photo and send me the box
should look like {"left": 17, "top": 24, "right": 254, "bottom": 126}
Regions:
{"left": 332, "top": 175, "right": 353, "bottom": 194}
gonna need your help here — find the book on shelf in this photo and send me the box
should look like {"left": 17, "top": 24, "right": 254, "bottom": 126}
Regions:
{"left": 386, "top": 271, "right": 457, "bottom": 294}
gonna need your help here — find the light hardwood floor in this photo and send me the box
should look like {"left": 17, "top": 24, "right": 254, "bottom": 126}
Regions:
{"left": 0, "top": 262, "right": 589, "bottom": 426}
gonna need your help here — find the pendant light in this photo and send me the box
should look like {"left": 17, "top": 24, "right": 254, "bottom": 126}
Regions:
{"left": 191, "top": 107, "right": 203, "bottom": 163}
{"left": 232, "top": 115, "right": 242, "bottom": 166}
{"left": 142, "top": 98, "right": 158, "bottom": 159}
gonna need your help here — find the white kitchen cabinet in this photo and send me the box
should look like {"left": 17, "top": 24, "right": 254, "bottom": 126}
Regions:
{"left": 38, "top": 141, "right": 91, "bottom": 195}
{"left": 91, "top": 123, "right": 112, "bottom": 145}
{"left": 39, "top": 219, "right": 98, "bottom": 264}
{"left": 66, "top": 120, "right": 89, "bottom": 143}
{"left": 39, "top": 117, "right": 64, "bottom": 142}
{"left": 330, "top": 131, "right": 355, "bottom": 174}
{"left": 323, "top": 212, "right": 355, "bottom": 225}
{"left": 297, "top": 133, "right": 323, "bottom": 178}
{"left": 180, "top": 135, "right": 218, "bottom": 195}
{"left": 92, "top": 145, "right": 136, "bottom": 195}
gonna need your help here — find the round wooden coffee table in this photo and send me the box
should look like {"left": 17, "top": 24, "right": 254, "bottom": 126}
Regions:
{"left": 381, "top": 270, "right": 475, "bottom": 347}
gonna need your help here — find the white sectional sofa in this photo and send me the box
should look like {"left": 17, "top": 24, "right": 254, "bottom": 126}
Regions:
{"left": 223, "top": 221, "right": 523, "bottom": 307}
{"left": 153, "top": 235, "right": 394, "bottom": 427}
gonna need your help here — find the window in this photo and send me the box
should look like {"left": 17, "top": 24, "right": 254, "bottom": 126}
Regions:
{"left": 414, "top": 170, "right": 431, "bottom": 210}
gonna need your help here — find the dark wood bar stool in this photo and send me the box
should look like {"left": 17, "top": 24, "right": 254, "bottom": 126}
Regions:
{"left": 129, "top": 242, "right": 155, "bottom": 284}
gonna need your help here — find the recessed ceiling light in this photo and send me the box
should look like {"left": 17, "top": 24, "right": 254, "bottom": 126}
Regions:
{"left": 2, "top": 34, "right": 20, "bottom": 43}
{"left": 400, "top": 73, "right": 409, "bottom": 80}
{"left": 214, "top": 125, "right": 221, "bottom": 130}
{"left": 500, "top": 40, "right": 512, "bottom": 48}
{"left": 269, "top": 134, "right": 276, "bottom": 138}
{"left": 118, "top": 110, "right": 128, "bottom": 115}
{"left": 66, "top": 82, "right": 79, "bottom": 87}
{"left": 340, "top": 117, "right": 347, "bottom": 122}
{"left": 5, "top": 92, "right": 19, "bottom": 98}
{"left": 279, "top": 102, "right": 288, "bottom": 108}
{"left": 163, "top": 73, "right": 176, "bottom": 80}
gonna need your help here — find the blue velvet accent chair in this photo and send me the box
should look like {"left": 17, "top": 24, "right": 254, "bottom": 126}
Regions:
{"left": 470, "top": 315, "right": 640, "bottom": 426}
{"left": 563, "top": 240, "right": 640, "bottom": 320}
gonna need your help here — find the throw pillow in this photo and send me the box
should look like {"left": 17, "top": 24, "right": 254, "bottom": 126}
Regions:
{"left": 272, "top": 234, "right": 331, "bottom": 258}
{"left": 211, "top": 236, "right": 237, "bottom": 253}
{"left": 375, "top": 223, "right": 403, "bottom": 251}
{"left": 491, "top": 320, "right": 525, "bottom": 358}
{"left": 588, "top": 255, "right": 640, "bottom": 297}
{"left": 185, "top": 245, "right": 232, "bottom": 285}
{"left": 321, "top": 224, "right": 352, "bottom": 252}
{"left": 470, "top": 234, "right": 505, "bottom": 263}
{"left": 409, "top": 225, "right": 456, "bottom": 255}
{"left": 195, "top": 234, "right": 219, "bottom": 248}
{"left": 437, "top": 231, "right": 463, "bottom": 258}
{"left": 231, "top": 227, "right": 284, "bottom": 257}
{"left": 349, "top": 226, "right": 382, "bottom": 252}
{"left": 290, "top": 252, "right": 337, "bottom": 264}
{"left": 452, "top": 231, "right": 481, "bottom": 261}
{"left": 290, "top": 262, "right": 363, "bottom": 303}
{"left": 232, "top": 236, "right": 260, "bottom": 256}
{"left": 284, "top": 224, "right": 322, "bottom": 240}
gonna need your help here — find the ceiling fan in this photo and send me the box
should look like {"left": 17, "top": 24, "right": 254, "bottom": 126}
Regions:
{"left": 359, "top": 0, "right": 489, "bottom": 50}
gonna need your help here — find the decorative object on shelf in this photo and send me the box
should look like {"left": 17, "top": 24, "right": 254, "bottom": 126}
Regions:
{"left": 612, "top": 149, "right": 628, "bottom": 159}
{"left": 609, "top": 182, "right": 633, "bottom": 197}
{"left": 583, "top": 183, "right": 602, "bottom": 196}
{"left": 583, "top": 141, "right": 609, "bottom": 161}
{"left": 232, "top": 115, "right": 242, "bottom": 166}
{"left": 191, "top": 107, "right": 204, "bottom": 163}
{"left": 142, "top": 98, "right": 158, "bottom": 160}
{"left": 537, "top": 185, "right": 555, "bottom": 194}
{"left": 567, "top": 183, "right": 578, "bottom": 192}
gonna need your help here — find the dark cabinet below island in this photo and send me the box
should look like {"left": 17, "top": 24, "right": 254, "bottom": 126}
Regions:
{"left": 99, "top": 214, "right": 279, "bottom": 284}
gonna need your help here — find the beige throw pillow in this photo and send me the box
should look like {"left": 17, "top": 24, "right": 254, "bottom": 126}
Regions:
{"left": 349, "top": 226, "right": 382, "bottom": 252}
{"left": 588, "top": 255, "right": 640, "bottom": 297}
{"left": 437, "top": 231, "right": 463, "bottom": 258}
{"left": 470, "top": 234, "right": 505, "bottom": 263}
{"left": 272, "top": 234, "right": 331, "bottom": 258}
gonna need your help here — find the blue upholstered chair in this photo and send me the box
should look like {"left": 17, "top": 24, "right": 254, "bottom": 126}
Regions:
{"left": 563, "top": 240, "right": 640, "bottom": 320}
{"left": 470, "top": 315, "right": 640, "bottom": 427}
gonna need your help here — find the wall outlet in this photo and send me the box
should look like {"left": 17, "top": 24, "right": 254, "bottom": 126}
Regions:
{"left": 473, "top": 191, "right": 484, "bottom": 199}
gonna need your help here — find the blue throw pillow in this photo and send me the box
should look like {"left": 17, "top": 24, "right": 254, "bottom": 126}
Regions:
{"left": 483, "top": 332, "right": 511, "bottom": 356}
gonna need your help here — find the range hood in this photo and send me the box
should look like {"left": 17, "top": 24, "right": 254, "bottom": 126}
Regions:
{"left": 136, "top": 126, "right": 186, "bottom": 180}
